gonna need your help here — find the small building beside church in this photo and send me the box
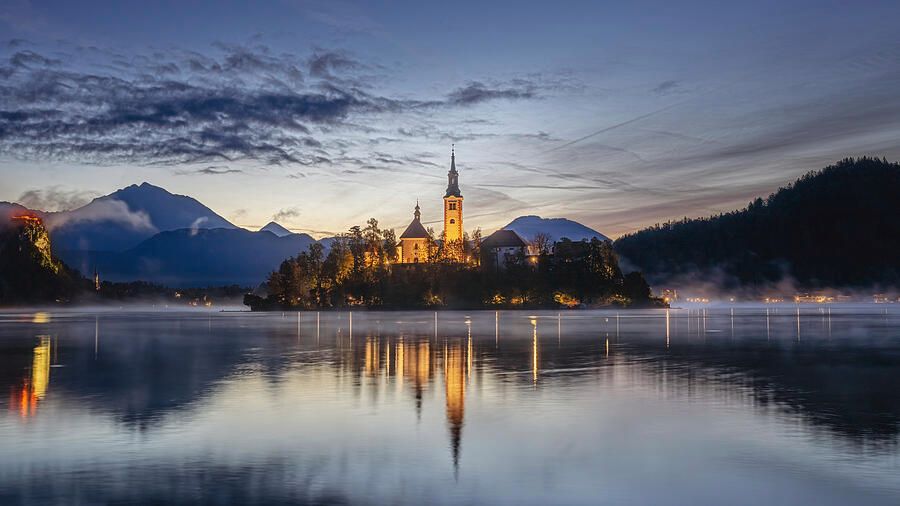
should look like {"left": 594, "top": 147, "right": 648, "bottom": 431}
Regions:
{"left": 399, "top": 202, "right": 430, "bottom": 263}
{"left": 480, "top": 229, "right": 529, "bottom": 269}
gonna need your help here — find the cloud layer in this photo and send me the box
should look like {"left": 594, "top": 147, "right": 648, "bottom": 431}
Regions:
{"left": 0, "top": 43, "right": 544, "bottom": 167}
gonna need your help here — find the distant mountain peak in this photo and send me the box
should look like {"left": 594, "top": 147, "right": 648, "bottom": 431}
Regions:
{"left": 503, "top": 215, "right": 609, "bottom": 243}
{"left": 259, "top": 221, "right": 293, "bottom": 237}
{"left": 50, "top": 182, "right": 237, "bottom": 253}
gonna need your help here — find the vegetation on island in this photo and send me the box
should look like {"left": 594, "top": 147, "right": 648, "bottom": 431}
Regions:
{"left": 245, "top": 218, "right": 662, "bottom": 310}
{"left": 614, "top": 157, "right": 900, "bottom": 289}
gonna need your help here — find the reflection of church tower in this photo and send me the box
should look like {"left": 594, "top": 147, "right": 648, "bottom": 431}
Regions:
{"left": 445, "top": 340, "right": 466, "bottom": 476}
{"left": 443, "top": 146, "right": 464, "bottom": 261}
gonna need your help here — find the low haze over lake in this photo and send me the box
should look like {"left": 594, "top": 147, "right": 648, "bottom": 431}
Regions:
{"left": 1, "top": 306, "right": 899, "bottom": 505}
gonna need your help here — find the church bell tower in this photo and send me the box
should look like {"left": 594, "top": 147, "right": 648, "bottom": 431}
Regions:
{"left": 443, "top": 146, "right": 464, "bottom": 259}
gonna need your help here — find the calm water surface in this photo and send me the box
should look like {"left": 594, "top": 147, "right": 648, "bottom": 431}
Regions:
{"left": 1, "top": 305, "right": 899, "bottom": 505}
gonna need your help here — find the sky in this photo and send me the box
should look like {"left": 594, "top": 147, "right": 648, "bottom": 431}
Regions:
{"left": 1, "top": 0, "right": 898, "bottom": 238}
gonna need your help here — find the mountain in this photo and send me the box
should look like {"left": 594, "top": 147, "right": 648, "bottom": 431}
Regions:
{"left": 503, "top": 215, "right": 609, "bottom": 243}
{"left": 64, "top": 228, "right": 317, "bottom": 287}
{"left": 259, "top": 221, "right": 294, "bottom": 237}
{"left": 614, "top": 157, "right": 900, "bottom": 288}
{"left": 50, "top": 182, "right": 236, "bottom": 254}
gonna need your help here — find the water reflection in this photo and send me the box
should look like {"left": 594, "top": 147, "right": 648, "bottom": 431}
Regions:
{"left": 445, "top": 339, "right": 466, "bottom": 475}
{"left": 8, "top": 336, "right": 51, "bottom": 418}
{"left": 0, "top": 306, "right": 898, "bottom": 504}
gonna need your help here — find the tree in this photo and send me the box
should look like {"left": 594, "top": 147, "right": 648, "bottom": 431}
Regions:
{"left": 383, "top": 228, "right": 398, "bottom": 263}
{"left": 622, "top": 271, "right": 651, "bottom": 303}
{"left": 531, "top": 232, "right": 552, "bottom": 255}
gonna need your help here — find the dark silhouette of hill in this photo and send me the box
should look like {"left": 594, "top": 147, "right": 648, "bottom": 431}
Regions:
{"left": 614, "top": 157, "right": 900, "bottom": 289}
{"left": 65, "top": 227, "right": 317, "bottom": 287}
{"left": 0, "top": 215, "right": 82, "bottom": 303}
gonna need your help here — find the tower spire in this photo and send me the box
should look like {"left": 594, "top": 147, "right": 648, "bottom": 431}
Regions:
{"left": 414, "top": 200, "right": 421, "bottom": 221}
{"left": 444, "top": 145, "right": 461, "bottom": 198}
{"left": 450, "top": 144, "right": 456, "bottom": 173}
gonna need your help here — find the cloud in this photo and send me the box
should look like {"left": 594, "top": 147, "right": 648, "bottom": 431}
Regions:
{"left": 9, "top": 50, "right": 61, "bottom": 68}
{"left": 17, "top": 186, "right": 97, "bottom": 211}
{"left": 0, "top": 45, "right": 392, "bottom": 166}
{"left": 189, "top": 216, "right": 208, "bottom": 236}
{"left": 308, "top": 49, "right": 360, "bottom": 79}
{"left": 176, "top": 166, "right": 244, "bottom": 176}
{"left": 229, "top": 208, "right": 248, "bottom": 222}
{"left": 272, "top": 206, "right": 301, "bottom": 222}
{"left": 652, "top": 80, "right": 679, "bottom": 95}
{"left": 44, "top": 199, "right": 156, "bottom": 231}
{"left": 446, "top": 81, "right": 537, "bottom": 106}
{"left": 0, "top": 43, "right": 546, "bottom": 167}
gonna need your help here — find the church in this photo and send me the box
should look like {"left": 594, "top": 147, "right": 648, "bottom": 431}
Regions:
{"left": 398, "top": 147, "right": 464, "bottom": 263}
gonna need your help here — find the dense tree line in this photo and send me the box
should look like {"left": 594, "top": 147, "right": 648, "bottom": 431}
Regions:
{"left": 248, "top": 219, "right": 661, "bottom": 310}
{"left": 614, "top": 157, "right": 900, "bottom": 288}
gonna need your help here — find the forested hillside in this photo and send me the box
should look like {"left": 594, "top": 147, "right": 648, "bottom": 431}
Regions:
{"left": 614, "top": 157, "right": 900, "bottom": 288}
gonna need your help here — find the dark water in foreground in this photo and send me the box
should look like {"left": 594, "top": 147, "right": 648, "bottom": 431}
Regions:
{"left": 0, "top": 305, "right": 899, "bottom": 505}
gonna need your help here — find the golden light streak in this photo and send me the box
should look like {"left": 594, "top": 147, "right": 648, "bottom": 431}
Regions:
{"left": 531, "top": 318, "right": 538, "bottom": 385}
{"left": 665, "top": 309, "right": 670, "bottom": 348}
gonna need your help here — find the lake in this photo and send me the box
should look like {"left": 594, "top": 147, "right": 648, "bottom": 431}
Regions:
{"left": 1, "top": 305, "right": 899, "bottom": 505}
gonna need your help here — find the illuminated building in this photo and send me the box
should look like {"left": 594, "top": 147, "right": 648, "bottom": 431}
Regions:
{"left": 398, "top": 147, "right": 466, "bottom": 264}
{"left": 442, "top": 146, "right": 464, "bottom": 262}
{"left": 399, "top": 202, "right": 430, "bottom": 264}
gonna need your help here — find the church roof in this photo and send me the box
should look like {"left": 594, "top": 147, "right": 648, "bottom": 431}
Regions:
{"left": 400, "top": 218, "right": 429, "bottom": 239}
{"left": 481, "top": 229, "right": 528, "bottom": 248}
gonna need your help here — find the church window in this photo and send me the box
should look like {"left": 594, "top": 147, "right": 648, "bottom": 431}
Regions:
{"left": 448, "top": 202, "right": 457, "bottom": 210}
{"left": 450, "top": 219, "right": 455, "bottom": 224}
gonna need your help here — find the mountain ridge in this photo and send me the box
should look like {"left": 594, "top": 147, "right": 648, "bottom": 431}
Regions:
{"left": 63, "top": 227, "right": 317, "bottom": 287}
{"left": 259, "top": 221, "right": 294, "bottom": 237}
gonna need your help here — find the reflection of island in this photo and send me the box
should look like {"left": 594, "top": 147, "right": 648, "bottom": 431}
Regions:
{"left": 3, "top": 311, "right": 900, "bottom": 459}
{"left": 9, "top": 336, "right": 51, "bottom": 418}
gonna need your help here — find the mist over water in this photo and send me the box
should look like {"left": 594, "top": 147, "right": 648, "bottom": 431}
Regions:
{"left": 1, "top": 306, "right": 899, "bottom": 505}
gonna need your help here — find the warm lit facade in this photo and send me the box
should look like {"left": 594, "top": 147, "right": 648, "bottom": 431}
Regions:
{"left": 442, "top": 147, "right": 464, "bottom": 261}
{"left": 399, "top": 202, "right": 430, "bottom": 263}
{"left": 398, "top": 147, "right": 466, "bottom": 264}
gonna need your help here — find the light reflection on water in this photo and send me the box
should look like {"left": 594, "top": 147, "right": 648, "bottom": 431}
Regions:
{"left": 0, "top": 305, "right": 899, "bottom": 505}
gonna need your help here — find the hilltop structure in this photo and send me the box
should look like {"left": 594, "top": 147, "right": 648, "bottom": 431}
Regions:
{"left": 399, "top": 147, "right": 465, "bottom": 263}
